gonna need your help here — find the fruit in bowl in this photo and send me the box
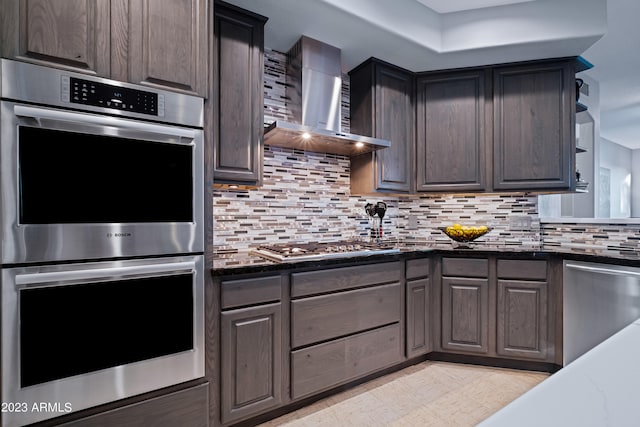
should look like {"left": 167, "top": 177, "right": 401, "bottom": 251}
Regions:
{"left": 439, "top": 224, "right": 491, "bottom": 243}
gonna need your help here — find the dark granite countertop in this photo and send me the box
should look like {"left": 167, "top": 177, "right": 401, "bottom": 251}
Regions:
{"left": 213, "top": 242, "right": 640, "bottom": 276}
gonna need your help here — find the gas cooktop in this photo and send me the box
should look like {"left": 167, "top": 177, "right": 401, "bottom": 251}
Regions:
{"left": 251, "top": 241, "right": 400, "bottom": 262}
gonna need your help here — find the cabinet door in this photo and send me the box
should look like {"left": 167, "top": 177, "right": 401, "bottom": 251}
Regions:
{"left": 441, "top": 277, "right": 489, "bottom": 354}
{"left": 1, "top": 0, "right": 110, "bottom": 76}
{"left": 406, "top": 278, "right": 431, "bottom": 358}
{"left": 213, "top": 3, "right": 266, "bottom": 184}
{"left": 127, "top": 0, "right": 208, "bottom": 96}
{"left": 493, "top": 60, "right": 574, "bottom": 190}
{"left": 350, "top": 60, "right": 414, "bottom": 193}
{"left": 221, "top": 303, "right": 282, "bottom": 424}
{"left": 416, "top": 70, "right": 487, "bottom": 192}
{"left": 373, "top": 64, "right": 415, "bottom": 192}
{"left": 497, "top": 280, "right": 549, "bottom": 360}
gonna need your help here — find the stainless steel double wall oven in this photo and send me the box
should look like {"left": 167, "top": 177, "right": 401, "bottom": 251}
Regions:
{"left": 0, "top": 59, "right": 205, "bottom": 427}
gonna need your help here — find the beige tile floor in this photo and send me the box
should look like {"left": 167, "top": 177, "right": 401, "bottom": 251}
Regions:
{"left": 259, "top": 361, "right": 549, "bottom": 427}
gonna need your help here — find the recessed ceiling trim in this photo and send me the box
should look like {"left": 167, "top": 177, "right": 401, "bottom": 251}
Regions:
{"left": 415, "top": 0, "right": 537, "bottom": 14}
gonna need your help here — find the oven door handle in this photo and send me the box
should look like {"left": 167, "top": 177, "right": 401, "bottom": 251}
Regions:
{"left": 13, "top": 105, "right": 198, "bottom": 139}
{"left": 15, "top": 261, "right": 197, "bottom": 287}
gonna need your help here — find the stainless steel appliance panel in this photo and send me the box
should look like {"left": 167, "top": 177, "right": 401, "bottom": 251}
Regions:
{"left": 0, "top": 58, "right": 202, "bottom": 128}
{"left": 1, "top": 101, "right": 204, "bottom": 264}
{"left": 1, "top": 254, "right": 205, "bottom": 427}
{"left": 563, "top": 260, "right": 640, "bottom": 365}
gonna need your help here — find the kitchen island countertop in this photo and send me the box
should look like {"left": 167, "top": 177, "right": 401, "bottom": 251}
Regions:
{"left": 478, "top": 318, "right": 640, "bottom": 427}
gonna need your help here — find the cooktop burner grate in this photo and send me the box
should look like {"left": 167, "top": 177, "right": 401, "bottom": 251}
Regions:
{"left": 252, "top": 240, "right": 400, "bottom": 262}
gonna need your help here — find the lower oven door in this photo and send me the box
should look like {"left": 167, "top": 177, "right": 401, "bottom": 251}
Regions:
{"left": 1, "top": 255, "right": 205, "bottom": 427}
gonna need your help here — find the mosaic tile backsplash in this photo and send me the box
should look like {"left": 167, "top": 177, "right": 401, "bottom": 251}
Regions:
{"left": 542, "top": 223, "right": 640, "bottom": 258}
{"left": 213, "top": 48, "right": 639, "bottom": 256}
{"left": 213, "top": 145, "right": 542, "bottom": 252}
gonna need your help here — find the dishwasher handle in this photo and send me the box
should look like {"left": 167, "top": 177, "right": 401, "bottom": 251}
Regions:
{"left": 565, "top": 263, "right": 640, "bottom": 279}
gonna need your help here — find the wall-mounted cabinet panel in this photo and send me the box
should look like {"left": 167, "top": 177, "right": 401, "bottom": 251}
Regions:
{"left": 350, "top": 58, "right": 415, "bottom": 194}
{"left": 2, "top": 0, "right": 208, "bottom": 97}
{"left": 493, "top": 60, "right": 575, "bottom": 191}
{"left": 416, "top": 70, "right": 487, "bottom": 192}
{"left": 128, "top": 0, "right": 208, "bottom": 96}
{"left": 1, "top": 0, "right": 111, "bottom": 76}
{"left": 213, "top": 2, "right": 266, "bottom": 184}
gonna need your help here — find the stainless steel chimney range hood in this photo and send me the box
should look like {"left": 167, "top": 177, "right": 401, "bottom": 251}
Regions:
{"left": 263, "top": 36, "right": 390, "bottom": 156}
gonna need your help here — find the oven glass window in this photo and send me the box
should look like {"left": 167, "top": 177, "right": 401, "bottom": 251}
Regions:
{"left": 18, "top": 126, "right": 193, "bottom": 224}
{"left": 19, "top": 274, "right": 194, "bottom": 387}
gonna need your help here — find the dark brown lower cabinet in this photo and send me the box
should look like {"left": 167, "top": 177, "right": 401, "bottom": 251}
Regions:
{"left": 497, "top": 280, "right": 549, "bottom": 361}
{"left": 439, "top": 256, "right": 555, "bottom": 363}
{"left": 289, "top": 262, "right": 403, "bottom": 400}
{"left": 441, "top": 276, "right": 490, "bottom": 354}
{"left": 59, "top": 383, "right": 209, "bottom": 427}
{"left": 291, "top": 324, "right": 402, "bottom": 399}
{"left": 406, "top": 278, "right": 431, "bottom": 358}
{"left": 220, "top": 303, "right": 282, "bottom": 424}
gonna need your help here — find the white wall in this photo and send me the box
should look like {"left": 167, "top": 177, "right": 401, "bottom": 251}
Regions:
{"left": 600, "top": 138, "right": 632, "bottom": 218}
{"left": 632, "top": 149, "right": 640, "bottom": 217}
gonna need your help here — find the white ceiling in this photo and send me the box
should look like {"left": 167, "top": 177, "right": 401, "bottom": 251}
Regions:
{"left": 223, "top": 0, "right": 639, "bottom": 149}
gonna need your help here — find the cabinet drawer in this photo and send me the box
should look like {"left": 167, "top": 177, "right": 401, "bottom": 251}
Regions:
{"left": 497, "top": 259, "right": 547, "bottom": 280}
{"left": 291, "top": 261, "right": 401, "bottom": 297}
{"left": 442, "top": 257, "right": 489, "bottom": 278}
{"left": 291, "top": 323, "right": 402, "bottom": 399}
{"left": 221, "top": 275, "right": 281, "bottom": 309}
{"left": 406, "top": 258, "right": 430, "bottom": 279}
{"left": 291, "top": 282, "right": 401, "bottom": 348}
{"left": 59, "top": 383, "right": 209, "bottom": 427}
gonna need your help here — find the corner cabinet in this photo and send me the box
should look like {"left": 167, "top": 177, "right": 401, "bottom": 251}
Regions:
{"left": 350, "top": 58, "right": 415, "bottom": 194}
{"left": 213, "top": 1, "right": 267, "bottom": 185}
{"left": 415, "top": 69, "right": 488, "bottom": 192}
{"left": 492, "top": 60, "right": 575, "bottom": 191}
{"left": 1, "top": 0, "right": 209, "bottom": 97}
{"left": 437, "top": 256, "right": 557, "bottom": 363}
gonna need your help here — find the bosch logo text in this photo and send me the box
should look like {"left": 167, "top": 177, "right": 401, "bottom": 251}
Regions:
{"left": 107, "top": 232, "right": 132, "bottom": 238}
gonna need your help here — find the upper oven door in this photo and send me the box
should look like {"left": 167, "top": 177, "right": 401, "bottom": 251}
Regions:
{"left": 1, "top": 101, "right": 204, "bottom": 264}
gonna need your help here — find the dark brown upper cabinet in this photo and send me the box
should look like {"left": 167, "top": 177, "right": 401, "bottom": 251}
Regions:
{"left": 1, "top": 0, "right": 111, "bottom": 76}
{"left": 350, "top": 58, "right": 415, "bottom": 194}
{"left": 415, "top": 69, "right": 488, "bottom": 192}
{"left": 213, "top": 1, "right": 267, "bottom": 185}
{"left": 492, "top": 60, "right": 575, "bottom": 191}
{"left": 127, "top": 0, "right": 208, "bottom": 97}
{"left": 1, "top": 0, "right": 208, "bottom": 97}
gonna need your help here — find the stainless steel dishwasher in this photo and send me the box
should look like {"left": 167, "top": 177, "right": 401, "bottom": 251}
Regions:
{"left": 563, "top": 260, "right": 640, "bottom": 365}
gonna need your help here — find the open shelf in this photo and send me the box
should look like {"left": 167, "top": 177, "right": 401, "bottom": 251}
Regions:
{"left": 574, "top": 56, "right": 594, "bottom": 73}
{"left": 576, "top": 145, "right": 588, "bottom": 153}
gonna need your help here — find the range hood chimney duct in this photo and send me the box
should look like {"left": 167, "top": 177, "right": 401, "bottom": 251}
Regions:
{"left": 264, "top": 36, "right": 390, "bottom": 156}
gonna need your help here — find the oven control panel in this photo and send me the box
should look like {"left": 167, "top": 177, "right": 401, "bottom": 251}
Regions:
{"left": 61, "top": 75, "right": 165, "bottom": 117}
